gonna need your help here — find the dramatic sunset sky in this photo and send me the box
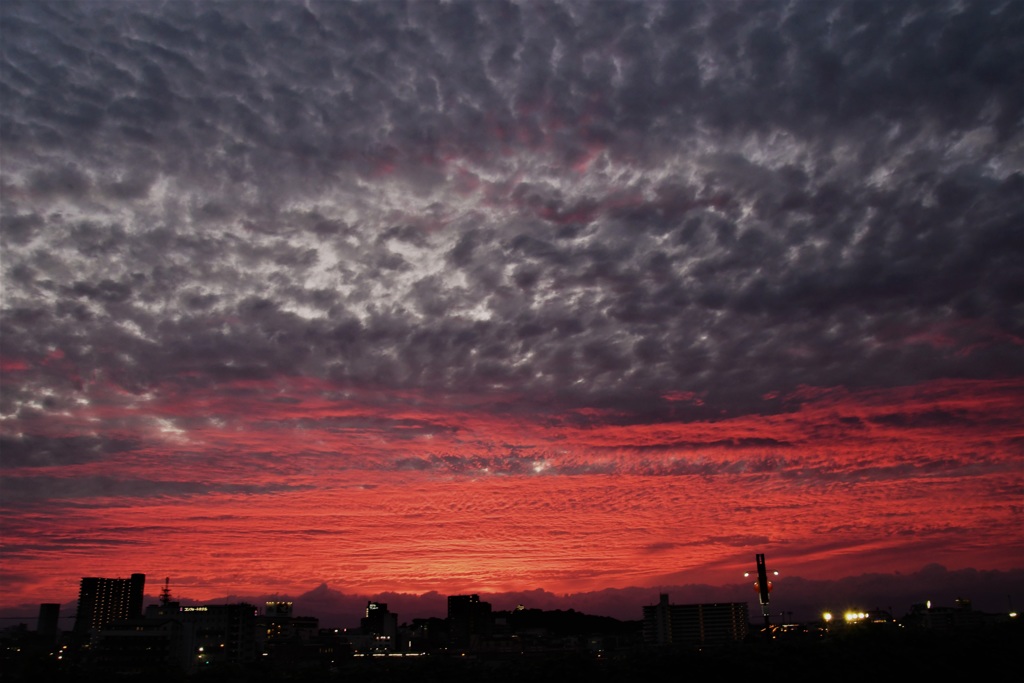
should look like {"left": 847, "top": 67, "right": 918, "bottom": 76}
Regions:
{"left": 2, "top": 0, "right": 1022, "bottom": 624}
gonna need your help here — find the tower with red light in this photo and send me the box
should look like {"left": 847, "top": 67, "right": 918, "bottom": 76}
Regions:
{"left": 745, "top": 553, "right": 778, "bottom": 631}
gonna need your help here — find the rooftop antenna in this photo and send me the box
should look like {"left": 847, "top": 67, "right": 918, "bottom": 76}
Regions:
{"left": 159, "top": 577, "right": 172, "bottom": 606}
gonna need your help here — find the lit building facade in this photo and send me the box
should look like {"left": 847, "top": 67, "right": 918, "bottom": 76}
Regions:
{"left": 360, "top": 601, "right": 397, "bottom": 652}
{"left": 74, "top": 574, "right": 146, "bottom": 637}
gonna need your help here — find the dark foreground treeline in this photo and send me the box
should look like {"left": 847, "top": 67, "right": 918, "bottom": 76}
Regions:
{"left": 5, "top": 620, "right": 1021, "bottom": 683}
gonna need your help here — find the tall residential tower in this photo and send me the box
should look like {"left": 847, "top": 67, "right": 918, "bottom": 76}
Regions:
{"left": 73, "top": 573, "right": 146, "bottom": 636}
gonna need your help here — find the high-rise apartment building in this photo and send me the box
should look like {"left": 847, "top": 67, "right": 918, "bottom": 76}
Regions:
{"left": 642, "top": 594, "right": 749, "bottom": 647}
{"left": 360, "top": 601, "right": 398, "bottom": 652}
{"left": 73, "top": 573, "right": 146, "bottom": 636}
{"left": 447, "top": 594, "right": 492, "bottom": 648}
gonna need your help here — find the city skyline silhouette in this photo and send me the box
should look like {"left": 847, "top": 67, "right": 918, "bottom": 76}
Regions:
{"left": 2, "top": 0, "right": 1022, "bottom": 645}
{"left": 3, "top": 562, "right": 1020, "bottom": 633}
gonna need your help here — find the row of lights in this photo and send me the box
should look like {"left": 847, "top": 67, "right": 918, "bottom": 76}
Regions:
{"left": 821, "top": 611, "right": 872, "bottom": 623}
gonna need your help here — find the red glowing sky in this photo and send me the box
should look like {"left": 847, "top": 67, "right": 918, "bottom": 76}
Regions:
{"left": 2, "top": 0, "right": 1023, "bottom": 620}
{"left": 3, "top": 372, "right": 1021, "bottom": 611}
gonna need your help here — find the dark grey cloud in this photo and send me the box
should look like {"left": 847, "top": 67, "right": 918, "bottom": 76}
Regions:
{"left": 1, "top": 0, "right": 1022, "bottom": 435}
{"left": 0, "top": 474, "right": 310, "bottom": 503}
{"left": 0, "top": 434, "right": 141, "bottom": 467}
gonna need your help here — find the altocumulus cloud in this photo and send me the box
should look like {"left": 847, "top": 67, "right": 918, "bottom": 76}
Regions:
{"left": 3, "top": 0, "right": 1021, "bottom": 428}
{"left": 1, "top": 0, "right": 1022, "bottom": 604}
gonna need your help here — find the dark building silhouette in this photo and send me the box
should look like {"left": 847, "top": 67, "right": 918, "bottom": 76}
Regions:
{"left": 36, "top": 603, "right": 61, "bottom": 643}
{"left": 183, "top": 603, "right": 260, "bottom": 667}
{"left": 11, "top": 571, "right": 1018, "bottom": 682}
{"left": 642, "top": 594, "right": 749, "bottom": 647}
{"left": 903, "top": 598, "right": 986, "bottom": 630}
{"left": 360, "top": 601, "right": 397, "bottom": 652}
{"left": 73, "top": 573, "right": 145, "bottom": 637}
{"left": 92, "top": 616, "right": 186, "bottom": 674}
{"left": 91, "top": 602, "right": 260, "bottom": 675}
{"left": 447, "top": 594, "right": 492, "bottom": 648}
{"left": 258, "top": 600, "right": 320, "bottom": 661}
